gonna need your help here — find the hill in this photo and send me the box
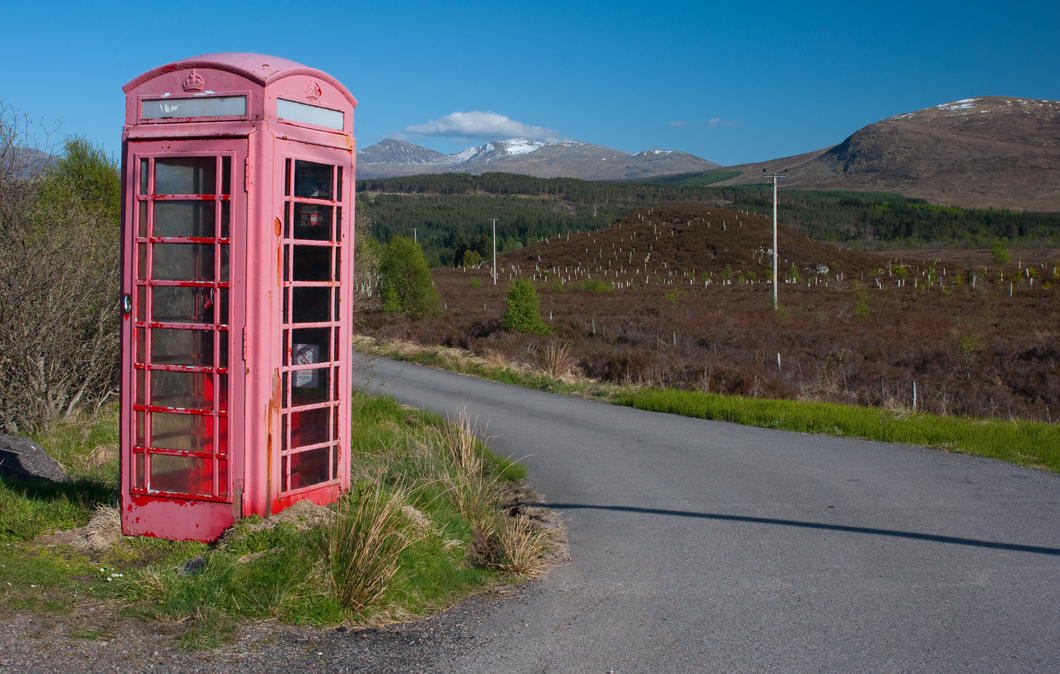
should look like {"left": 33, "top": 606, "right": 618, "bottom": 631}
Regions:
{"left": 667, "top": 98, "right": 1060, "bottom": 211}
{"left": 356, "top": 139, "right": 721, "bottom": 181}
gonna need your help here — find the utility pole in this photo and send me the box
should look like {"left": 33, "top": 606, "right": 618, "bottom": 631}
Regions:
{"left": 411, "top": 227, "right": 417, "bottom": 243}
{"left": 489, "top": 218, "right": 499, "bottom": 285}
{"left": 763, "top": 169, "right": 787, "bottom": 310}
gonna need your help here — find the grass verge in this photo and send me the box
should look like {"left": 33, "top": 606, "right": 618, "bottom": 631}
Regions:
{"left": 1, "top": 391, "right": 552, "bottom": 648}
{"left": 360, "top": 337, "right": 1060, "bottom": 474}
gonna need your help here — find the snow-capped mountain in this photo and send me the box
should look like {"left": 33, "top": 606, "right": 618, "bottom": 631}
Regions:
{"left": 356, "top": 139, "right": 722, "bottom": 181}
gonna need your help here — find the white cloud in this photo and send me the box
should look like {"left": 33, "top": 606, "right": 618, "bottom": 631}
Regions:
{"left": 708, "top": 117, "right": 737, "bottom": 128}
{"left": 402, "top": 111, "right": 563, "bottom": 143}
{"left": 667, "top": 121, "right": 689, "bottom": 127}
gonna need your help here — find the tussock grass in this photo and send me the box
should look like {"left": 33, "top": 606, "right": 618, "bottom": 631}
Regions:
{"left": 617, "top": 388, "right": 1060, "bottom": 472}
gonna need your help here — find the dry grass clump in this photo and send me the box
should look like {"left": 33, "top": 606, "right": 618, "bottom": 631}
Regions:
{"left": 323, "top": 480, "right": 423, "bottom": 612}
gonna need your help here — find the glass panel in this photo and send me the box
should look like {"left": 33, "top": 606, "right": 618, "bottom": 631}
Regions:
{"left": 335, "top": 206, "right": 342, "bottom": 242}
{"left": 292, "top": 328, "right": 331, "bottom": 365}
{"left": 289, "top": 447, "right": 330, "bottom": 490}
{"left": 293, "top": 246, "right": 332, "bottom": 281}
{"left": 292, "top": 203, "right": 332, "bottom": 241}
{"left": 154, "top": 202, "right": 215, "bottom": 238}
{"left": 277, "top": 99, "right": 344, "bottom": 131}
{"left": 281, "top": 372, "right": 289, "bottom": 409}
{"left": 138, "top": 201, "right": 147, "bottom": 238}
{"left": 284, "top": 202, "right": 291, "bottom": 238}
{"left": 221, "top": 157, "right": 231, "bottom": 195}
{"left": 335, "top": 246, "right": 341, "bottom": 282}
{"left": 217, "top": 417, "right": 228, "bottom": 456}
{"left": 294, "top": 161, "right": 334, "bottom": 199}
{"left": 220, "top": 288, "right": 228, "bottom": 326}
{"left": 333, "top": 365, "right": 340, "bottom": 400}
{"left": 281, "top": 454, "right": 288, "bottom": 492}
{"left": 292, "top": 368, "right": 330, "bottom": 407}
{"left": 336, "top": 166, "right": 343, "bottom": 202}
{"left": 333, "top": 327, "right": 340, "bottom": 362}
{"left": 281, "top": 414, "right": 288, "bottom": 452}
{"left": 139, "top": 160, "right": 148, "bottom": 196}
{"left": 142, "top": 96, "right": 246, "bottom": 121}
{"left": 219, "top": 330, "right": 228, "bottom": 368}
{"left": 135, "top": 369, "right": 144, "bottom": 406}
{"left": 150, "top": 412, "right": 211, "bottom": 452}
{"left": 151, "top": 370, "right": 212, "bottom": 409}
{"left": 135, "top": 410, "right": 145, "bottom": 446}
{"left": 153, "top": 243, "right": 214, "bottom": 281}
{"left": 282, "top": 289, "right": 289, "bottom": 324}
{"left": 290, "top": 407, "right": 329, "bottom": 448}
{"left": 332, "top": 445, "right": 339, "bottom": 481}
{"left": 220, "top": 245, "right": 229, "bottom": 282}
{"left": 292, "top": 287, "right": 330, "bottom": 323}
{"left": 217, "top": 374, "right": 228, "bottom": 412}
{"left": 283, "top": 244, "right": 290, "bottom": 283}
{"left": 220, "top": 201, "right": 230, "bottom": 239}
{"left": 135, "top": 328, "right": 145, "bottom": 364}
{"left": 137, "top": 244, "right": 146, "bottom": 280}
{"left": 136, "top": 285, "right": 146, "bottom": 321}
{"left": 133, "top": 452, "right": 145, "bottom": 489}
{"left": 151, "top": 328, "right": 214, "bottom": 366}
{"left": 218, "top": 459, "right": 228, "bottom": 498}
{"left": 149, "top": 453, "right": 212, "bottom": 496}
{"left": 152, "top": 286, "right": 214, "bottom": 323}
{"left": 155, "top": 157, "right": 216, "bottom": 195}
{"left": 285, "top": 159, "right": 292, "bottom": 197}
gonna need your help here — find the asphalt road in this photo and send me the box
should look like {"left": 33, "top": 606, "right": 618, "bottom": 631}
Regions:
{"left": 357, "top": 358, "right": 1060, "bottom": 674}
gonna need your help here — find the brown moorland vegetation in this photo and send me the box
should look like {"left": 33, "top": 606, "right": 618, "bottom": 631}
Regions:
{"left": 355, "top": 205, "right": 1060, "bottom": 423}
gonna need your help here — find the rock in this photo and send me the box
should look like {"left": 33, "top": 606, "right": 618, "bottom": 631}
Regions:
{"left": 177, "top": 557, "right": 206, "bottom": 577}
{"left": 0, "top": 434, "right": 70, "bottom": 482}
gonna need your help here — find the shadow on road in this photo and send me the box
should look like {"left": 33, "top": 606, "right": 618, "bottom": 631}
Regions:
{"left": 543, "top": 503, "right": 1060, "bottom": 557}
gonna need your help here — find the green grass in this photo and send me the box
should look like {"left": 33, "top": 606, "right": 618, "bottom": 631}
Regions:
{"left": 615, "top": 388, "right": 1060, "bottom": 472}
{"left": 0, "top": 390, "right": 541, "bottom": 647}
{"left": 364, "top": 340, "right": 1060, "bottom": 474}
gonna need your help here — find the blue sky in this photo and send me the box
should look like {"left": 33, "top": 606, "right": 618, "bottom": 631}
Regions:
{"left": 2, "top": 1, "right": 1057, "bottom": 166}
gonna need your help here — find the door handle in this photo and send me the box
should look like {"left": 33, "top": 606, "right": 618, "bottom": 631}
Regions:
{"left": 121, "top": 293, "right": 132, "bottom": 316}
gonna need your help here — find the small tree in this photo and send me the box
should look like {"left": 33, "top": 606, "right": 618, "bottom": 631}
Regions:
{"left": 501, "top": 279, "right": 551, "bottom": 334}
{"left": 377, "top": 235, "right": 440, "bottom": 318}
{"left": 991, "top": 239, "right": 1011, "bottom": 268}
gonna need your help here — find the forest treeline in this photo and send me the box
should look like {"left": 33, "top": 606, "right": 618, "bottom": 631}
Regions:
{"left": 356, "top": 173, "right": 1060, "bottom": 267}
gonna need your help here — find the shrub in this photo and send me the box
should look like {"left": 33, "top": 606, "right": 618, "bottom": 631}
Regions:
{"left": 991, "top": 239, "right": 1011, "bottom": 268}
{"left": 461, "top": 249, "right": 482, "bottom": 267}
{"left": 378, "top": 235, "right": 441, "bottom": 318}
{"left": 501, "top": 279, "right": 551, "bottom": 334}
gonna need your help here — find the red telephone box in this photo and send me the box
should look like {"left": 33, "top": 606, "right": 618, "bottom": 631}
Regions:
{"left": 119, "top": 54, "right": 357, "bottom": 541}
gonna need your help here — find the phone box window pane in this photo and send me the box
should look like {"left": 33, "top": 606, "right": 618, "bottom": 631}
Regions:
{"left": 155, "top": 157, "right": 216, "bottom": 195}
{"left": 219, "top": 330, "right": 229, "bottom": 368}
{"left": 135, "top": 328, "right": 145, "bottom": 364}
{"left": 221, "top": 157, "right": 231, "bottom": 196}
{"left": 135, "top": 369, "right": 145, "bottom": 406}
{"left": 292, "top": 287, "right": 330, "bottom": 323}
{"left": 149, "top": 453, "right": 212, "bottom": 496}
{"left": 138, "top": 201, "right": 148, "bottom": 238}
{"left": 220, "top": 201, "right": 230, "bottom": 240}
{"left": 137, "top": 244, "right": 147, "bottom": 280}
{"left": 151, "top": 328, "right": 214, "bottom": 366}
{"left": 136, "top": 286, "right": 146, "bottom": 321}
{"left": 331, "top": 446, "right": 339, "bottom": 481}
{"left": 281, "top": 414, "right": 289, "bottom": 452}
{"left": 334, "top": 246, "right": 341, "bottom": 282}
{"left": 293, "top": 246, "right": 332, "bottom": 282}
{"left": 336, "top": 167, "right": 343, "bottom": 202}
{"left": 294, "top": 161, "right": 333, "bottom": 200}
{"left": 217, "top": 375, "right": 228, "bottom": 412}
{"left": 292, "top": 328, "right": 330, "bottom": 364}
{"left": 281, "top": 455, "right": 288, "bottom": 492}
{"left": 278, "top": 99, "right": 343, "bottom": 131}
{"left": 153, "top": 244, "right": 215, "bottom": 281}
{"left": 139, "top": 160, "right": 148, "bottom": 196}
{"left": 153, "top": 286, "right": 215, "bottom": 324}
{"left": 154, "top": 202, "right": 215, "bottom": 238}
{"left": 217, "top": 417, "right": 228, "bottom": 456}
{"left": 220, "top": 245, "right": 229, "bottom": 282}
{"left": 150, "top": 412, "right": 211, "bottom": 452}
{"left": 289, "top": 446, "right": 330, "bottom": 490}
{"left": 220, "top": 289, "right": 229, "bottom": 326}
{"left": 284, "top": 159, "right": 291, "bottom": 197}
{"left": 290, "top": 407, "right": 329, "bottom": 448}
{"left": 135, "top": 411, "right": 145, "bottom": 446}
{"left": 292, "top": 368, "right": 330, "bottom": 407}
{"left": 217, "top": 459, "right": 229, "bottom": 498}
{"left": 133, "top": 452, "right": 145, "bottom": 489}
{"left": 142, "top": 96, "right": 246, "bottom": 122}
{"left": 152, "top": 370, "right": 212, "bottom": 410}
{"left": 333, "top": 365, "right": 340, "bottom": 400}
{"left": 335, "top": 207, "right": 342, "bottom": 242}
{"left": 292, "top": 203, "right": 332, "bottom": 241}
